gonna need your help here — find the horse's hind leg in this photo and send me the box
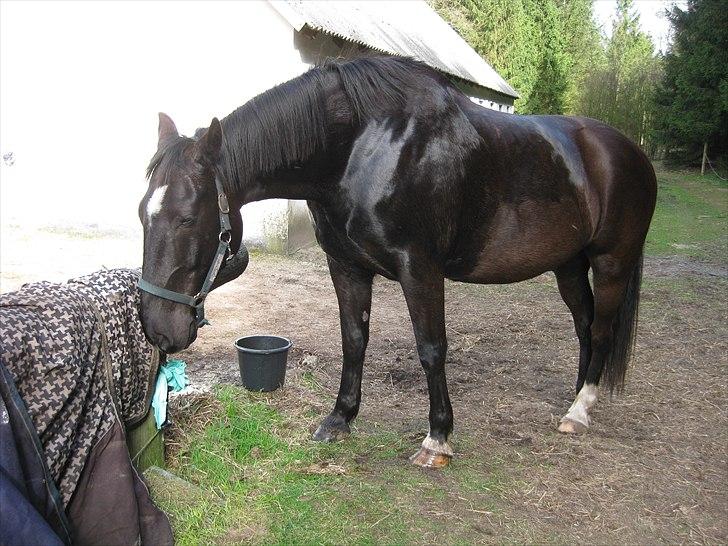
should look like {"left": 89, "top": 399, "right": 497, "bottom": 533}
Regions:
{"left": 312, "top": 257, "right": 373, "bottom": 442}
{"left": 399, "top": 268, "right": 453, "bottom": 468}
{"left": 558, "top": 252, "right": 643, "bottom": 433}
{"left": 554, "top": 254, "right": 594, "bottom": 394}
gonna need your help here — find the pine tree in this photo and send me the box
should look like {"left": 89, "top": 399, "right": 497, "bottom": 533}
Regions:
{"left": 558, "top": 0, "right": 604, "bottom": 114}
{"left": 525, "top": 0, "right": 569, "bottom": 114}
{"left": 459, "top": 0, "right": 542, "bottom": 112}
{"left": 430, "top": 0, "right": 604, "bottom": 115}
{"left": 430, "top": 0, "right": 661, "bottom": 142}
{"left": 653, "top": 0, "right": 728, "bottom": 167}
{"left": 578, "top": 0, "right": 660, "bottom": 147}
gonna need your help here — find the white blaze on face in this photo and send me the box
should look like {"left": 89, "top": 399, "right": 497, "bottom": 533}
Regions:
{"left": 561, "top": 383, "right": 598, "bottom": 428}
{"left": 146, "top": 185, "right": 168, "bottom": 221}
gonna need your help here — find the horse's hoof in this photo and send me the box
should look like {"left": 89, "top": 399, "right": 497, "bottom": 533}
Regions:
{"left": 409, "top": 447, "right": 452, "bottom": 469}
{"left": 312, "top": 422, "right": 350, "bottom": 443}
{"left": 558, "top": 418, "right": 588, "bottom": 434}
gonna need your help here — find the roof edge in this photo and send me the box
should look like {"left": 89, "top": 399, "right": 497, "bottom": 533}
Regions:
{"left": 305, "top": 25, "right": 519, "bottom": 100}
{"left": 269, "top": 0, "right": 307, "bottom": 31}
{"left": 268, "top": 0, "right": 519, "bottom": 99}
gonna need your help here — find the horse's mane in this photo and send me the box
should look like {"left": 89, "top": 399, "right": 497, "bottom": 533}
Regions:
{"left": 325, "top": 56, "right": 436, "bottom": 125}
{"left": 221, "top": 56, "right": 439, "bottom": 193}
{"left": 148, "top": 56, "right": 440, "bottom": 193}
{"left": 145, "top": 135, "right": 194, "bottom": 181}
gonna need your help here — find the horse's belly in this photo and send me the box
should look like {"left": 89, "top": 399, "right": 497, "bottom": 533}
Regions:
{"left": 447, "top": 201, "right": 587, "bottom": 284}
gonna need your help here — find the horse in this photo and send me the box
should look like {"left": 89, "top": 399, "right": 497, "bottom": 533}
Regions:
{"left": 138, "top": 56, "right": 656, "bottom": 468}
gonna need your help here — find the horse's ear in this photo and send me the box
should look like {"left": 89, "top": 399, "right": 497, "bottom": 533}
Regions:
{"left": 196, "top": 118, "right": 223, "bottom": 164}
{"left": 158, "top": 112, "right": 178, "bottom": 147}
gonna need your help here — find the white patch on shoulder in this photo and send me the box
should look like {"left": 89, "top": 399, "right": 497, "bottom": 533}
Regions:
{"left": 146, "top": 185, "right": 168, "bottom": 219}
{"left": 561, "top": 383, "right": 598, "bottom": 428}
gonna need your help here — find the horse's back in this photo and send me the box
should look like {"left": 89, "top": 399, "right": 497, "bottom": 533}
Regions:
{"left": 446, "top": 103, "right": 656, "bottom": 283}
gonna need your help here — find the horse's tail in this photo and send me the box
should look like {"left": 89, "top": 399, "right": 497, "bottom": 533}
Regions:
{"left": 602, "top": 252, "right": 644, "bottom": 394}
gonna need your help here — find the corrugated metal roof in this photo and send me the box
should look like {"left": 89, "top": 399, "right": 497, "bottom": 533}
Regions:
{"left": 269, "top": 0, "right": 519, "bottom": 99}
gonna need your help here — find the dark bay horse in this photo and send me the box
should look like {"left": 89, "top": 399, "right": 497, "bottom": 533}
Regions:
{"left": 138, "top": 57, "right": 656, "bottom": 468}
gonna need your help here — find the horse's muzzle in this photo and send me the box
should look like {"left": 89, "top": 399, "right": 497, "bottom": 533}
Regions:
{"left": 211, "top": 244, "right": 250, "bottom": 291}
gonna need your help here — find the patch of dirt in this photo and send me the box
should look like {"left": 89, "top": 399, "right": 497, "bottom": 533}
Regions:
{"left": 645, "top": 255, "right": 727, "bottom": 278}
{"left": 177, "top": 250, "right": 728, "bottom": 544}
{"left": 214, "top": 525, "right": 267, "bottom": 545}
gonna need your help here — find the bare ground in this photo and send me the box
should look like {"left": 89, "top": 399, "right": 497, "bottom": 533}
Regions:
{"left": 1, "top": 223, "right": 725, "bottom": 543}
{"left": 176, "top": 247, "right": 728, "bottom": 544}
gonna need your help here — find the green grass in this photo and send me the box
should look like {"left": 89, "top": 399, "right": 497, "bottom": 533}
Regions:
{"left": 155, "top": 386, "right": 514, "bottom": 545}
{"left": 646, "top": 168, "right": 727, "bottom": 261}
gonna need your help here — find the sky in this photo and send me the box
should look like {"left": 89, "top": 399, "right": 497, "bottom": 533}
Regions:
{"left": 593, "top": 0, "right": 688, "bottom": 53}
{"left": 0, "top": 1, "right": 304, "bottom": 232}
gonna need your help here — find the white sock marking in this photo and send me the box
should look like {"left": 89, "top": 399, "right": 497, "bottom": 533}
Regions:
{"left": 562, "top": 383, "right": 598, "bottom": 427}
{"left": 146, "top": 185, "right": 168, "bottom": 219}
{"left": 422, "top": 434, "right": 453, "bottom": 456}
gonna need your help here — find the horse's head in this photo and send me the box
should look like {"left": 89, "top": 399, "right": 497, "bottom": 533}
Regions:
{"left": 138, "top": 113, "right": 247, "bottom": 353}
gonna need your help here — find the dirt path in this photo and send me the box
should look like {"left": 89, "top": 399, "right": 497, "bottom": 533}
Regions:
{"left": 176, "top": 248, "right": 728, "bottom": 544}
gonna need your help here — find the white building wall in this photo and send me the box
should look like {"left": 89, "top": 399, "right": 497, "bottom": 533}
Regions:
{"left": 0, "top": 0, "right": 309, "bottom": 244}
{"left": 468, "top": 96, "right": 515, "bottom": 113}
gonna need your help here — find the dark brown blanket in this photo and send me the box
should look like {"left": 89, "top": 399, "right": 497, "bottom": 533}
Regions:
{"left": 0, "top": 269, "right": 173, "bottom": 545}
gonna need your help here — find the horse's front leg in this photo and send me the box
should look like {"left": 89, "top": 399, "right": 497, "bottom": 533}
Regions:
{"left": 312, "top": 257, "right": 373, "bottom": 442}
{"left": 400, "top": 268, "right": 453, "bottom": 469}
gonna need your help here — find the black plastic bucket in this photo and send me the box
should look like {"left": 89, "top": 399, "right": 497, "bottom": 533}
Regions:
{"left": 235, "top": 335, "right": 292, "bottom": 392}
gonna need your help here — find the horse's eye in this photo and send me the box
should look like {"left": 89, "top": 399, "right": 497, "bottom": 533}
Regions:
{"left": 179, "top": 218, "right": 195, "bottom": 227}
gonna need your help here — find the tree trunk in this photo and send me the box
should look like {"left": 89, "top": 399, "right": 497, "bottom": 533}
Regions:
{"left": 701, "top": 141, "right": 708, "bottom": 175}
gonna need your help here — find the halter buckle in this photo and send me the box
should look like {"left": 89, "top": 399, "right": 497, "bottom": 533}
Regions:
{"left": 192, "top": 293, "right": 206, "bottom": 308}
{"left": 192, "top": 293, "right": 210, "bottom": 327}
{"left": 218, "top": 193, "right": 230, "bottom": 214}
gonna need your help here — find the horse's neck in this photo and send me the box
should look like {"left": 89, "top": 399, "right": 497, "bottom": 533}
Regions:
{"left": 233, "top": 161, "right": 329, "bottom": 204}
{"left": 220, "top": 73, "right": 355, "bottom": 206}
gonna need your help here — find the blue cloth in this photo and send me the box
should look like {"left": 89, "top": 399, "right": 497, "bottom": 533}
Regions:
{"left": 160, "top": 359, "right": 188, "bottom": 392}
{"left": 0, "top": 471, "right": 64, "bottom": 546}
{"left": 151, "top": 360, "right": 189, "bottom": 429}
{"left": 150, "top": 373, "right": 168, "bottom": 430}
{"left": 0, "top": 362, "right": 69, "bottom": 545}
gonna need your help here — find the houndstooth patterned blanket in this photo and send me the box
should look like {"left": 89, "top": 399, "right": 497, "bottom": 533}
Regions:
{"left": 0, "top": 268, "right": 159, "bottom": 506}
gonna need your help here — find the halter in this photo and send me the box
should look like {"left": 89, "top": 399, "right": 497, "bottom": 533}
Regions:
{"left": 138, "top": 174, "right": 233, "bottom": 328}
